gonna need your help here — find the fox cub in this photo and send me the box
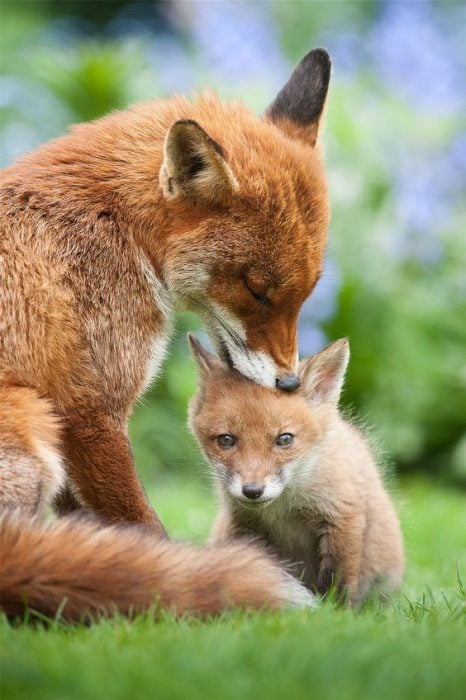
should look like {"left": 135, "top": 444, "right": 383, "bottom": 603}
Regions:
{"left": 189, "top": 335, "right": 404, "bottom": 604}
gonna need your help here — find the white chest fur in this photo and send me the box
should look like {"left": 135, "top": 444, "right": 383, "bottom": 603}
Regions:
{"left": 234, "top": 490, "right": 321, "bottom": 588}
{"left": 139, "top": 254, "right": 173, "bottom": 392}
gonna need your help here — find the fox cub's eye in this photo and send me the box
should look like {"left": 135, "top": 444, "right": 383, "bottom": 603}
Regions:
{"left": 275, "top": 433, "right": 294, "bottom": 447}
{"left": 217, "top": 434, "right": 236, "bottom": 448}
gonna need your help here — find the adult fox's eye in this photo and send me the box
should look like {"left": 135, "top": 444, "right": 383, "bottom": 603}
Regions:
{"left": 275, "top": 433, "right": 294, "bottom": 447}
{"left": 217, "top": 434, "right": 236, "bottom": 448}
{"left": 243, "top": 278, "right": 269, "bottom": 305}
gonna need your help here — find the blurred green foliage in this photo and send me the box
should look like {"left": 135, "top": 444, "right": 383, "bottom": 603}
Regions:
{"left": 1, "top": 0, "right": 465, "bottom": 487}
{"left": 323, "top": 85, "right": 466, "bottom": 482}
{"left": 131, "top": 313, "right": 203, "bottom": 478}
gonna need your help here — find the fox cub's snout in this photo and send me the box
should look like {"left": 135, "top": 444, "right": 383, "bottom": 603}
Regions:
{"left": 188, "top": 334, "right": 349, "bottom": 504}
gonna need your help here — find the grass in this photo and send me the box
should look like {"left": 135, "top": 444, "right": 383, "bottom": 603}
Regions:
{"left": 1, "top": 476, "right": 465, "bottom": 700}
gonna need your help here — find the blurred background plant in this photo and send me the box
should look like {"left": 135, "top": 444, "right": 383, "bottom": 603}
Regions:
{"left": 1, "top": 0, "right": 465, "bottom": 487}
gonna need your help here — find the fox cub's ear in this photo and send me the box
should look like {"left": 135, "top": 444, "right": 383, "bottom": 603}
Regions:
{"left": 299, "top": 338, "right": 349, "bottom": 405}
{"left": 188, "top": 334, "right": 222, "bottom": 380}
{"left": 160, "top": 120, "right": 238, "bottom": 205}
{"left": 266, "top": 48, "right": 331, "bottom": 147}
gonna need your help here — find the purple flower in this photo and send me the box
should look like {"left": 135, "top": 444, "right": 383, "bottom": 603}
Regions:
{"left": 318, "top": 31, "right": 362, "bottom": 77}
{"left": 300, "top": 258, "right": 341, "bottom": 323}
{"left": 148, "top": 36, "right": 197, "bottom": 93}
{"left": 449, "top": 134, "right": 466, "bottom": 177}
{"left": 389, "top": 137, "right": 466, "bottom": 265}
{"left": 185, "top": 1, "right": 289, "bottom": 90}
{"left": 370, "top": 1, "right": 464, "bottom": 114}
{"left": 298, "top": 324, "right": 327, "bottom": 358}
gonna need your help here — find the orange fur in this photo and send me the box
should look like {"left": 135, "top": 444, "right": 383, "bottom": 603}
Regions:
{"left": 0, "top": 381, "right": 64, "bottom": 512}
{"left": 1, "top": 51, "right": 330, "bottom": 530}
{"left": 0, "top": 512, "right": 315, "bottom": 622}
{"left": 0, "top": 434, "right": 315, "bottom": 621}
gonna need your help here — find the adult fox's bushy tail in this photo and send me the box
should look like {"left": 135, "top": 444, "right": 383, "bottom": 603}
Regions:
{"left": 0, "top": 512, "right": 315, "bottom": 622}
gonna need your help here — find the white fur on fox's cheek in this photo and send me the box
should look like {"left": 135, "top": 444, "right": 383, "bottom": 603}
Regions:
{"left": 209, "top": 304, "right": 277, "bottom": 388}
{"left": 228, "top": 347, "right": 277, "bottom": 389}
{"left": 227, "top": 475, "right": 284, "bottom": 503}
{"left": 281, "top": 449, "right": 321, "bottom": 491}
{"left": 228, "top": 474, "right": 244, "bottom": 499}
{"left": 262, "top": 478, "right": 285, "bottom": 501}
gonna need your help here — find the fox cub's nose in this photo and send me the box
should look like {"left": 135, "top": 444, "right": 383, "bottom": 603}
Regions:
{"left": 276, "top": 373, "right": 300, "bottom": 392}
{"left": 242, "top": 483, "right": 264, "bottom": 500}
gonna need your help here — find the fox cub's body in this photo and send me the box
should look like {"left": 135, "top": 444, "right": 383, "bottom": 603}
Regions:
{"left": 189, "top": 337, "right": 404, "bottom": 604}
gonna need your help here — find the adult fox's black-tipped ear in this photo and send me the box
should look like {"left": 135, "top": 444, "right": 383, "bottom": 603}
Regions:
{"left": 160, "top": 120, "right": 238, "bottom": 204}
{"left": 266, "top": 48, "right": 331, "bottom": 146}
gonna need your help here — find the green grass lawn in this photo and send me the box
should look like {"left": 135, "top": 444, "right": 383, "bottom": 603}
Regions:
{"left": 1, "top": 476, "right": 465, "bottom": 700}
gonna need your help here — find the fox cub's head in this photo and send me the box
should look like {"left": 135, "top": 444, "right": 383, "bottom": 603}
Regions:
{"left": 188, "top": 335, "right": 349, "bottom": 505}
{"left": 160, "top": 50, "right": 331, "bottom": 391}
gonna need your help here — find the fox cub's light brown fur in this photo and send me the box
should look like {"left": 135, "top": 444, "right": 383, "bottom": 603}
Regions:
{"left": 0, "top": 49, "right": 331, "bottom": 531}
{"left": 189, "top": 336, "right": 404, "bottom": 604}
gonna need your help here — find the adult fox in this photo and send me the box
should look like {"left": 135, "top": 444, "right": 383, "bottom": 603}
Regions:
{"left": 0, "top": 49, "right": 330, "bottom": 535}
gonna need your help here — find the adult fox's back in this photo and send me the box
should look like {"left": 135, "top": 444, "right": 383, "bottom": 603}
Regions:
{"left": 0, "top": 49, "right": 331, "bottom": 531}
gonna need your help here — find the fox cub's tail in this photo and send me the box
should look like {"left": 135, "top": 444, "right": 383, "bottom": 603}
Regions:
{"left": 0, "top": 512, "right": 315, "bottom": 622}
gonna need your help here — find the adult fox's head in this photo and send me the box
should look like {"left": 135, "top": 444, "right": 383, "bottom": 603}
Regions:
{"left": 159, "top": 49, "right": 331, "bottom": 390}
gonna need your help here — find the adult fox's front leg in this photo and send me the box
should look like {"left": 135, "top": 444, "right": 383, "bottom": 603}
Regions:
{"left": 63, "top": 413, "right": 166, "bottom": 537}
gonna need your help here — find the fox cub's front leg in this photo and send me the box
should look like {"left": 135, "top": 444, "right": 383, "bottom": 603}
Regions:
{"left": 63, "top": 413, "right": 166, "bottom": 537}
{"left": 209, "top": 507, "right": 271, "bottom": 547}
{"left": 209, "top": 509, "right": 255, "bottom": 544}
{"left": 317, "top": 513, "right": 365, "bottom": 603}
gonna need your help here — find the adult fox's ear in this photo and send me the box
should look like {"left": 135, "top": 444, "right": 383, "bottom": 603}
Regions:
{"left": 160, "top": 120, "right": 238, "bottom": 204}
{"left": 266, "top": 48, "right": 331, "bottom": 146}
{"left": 188, "top": 334, "right": 222, "bottom": 380}
{"left": 298, "top": 338, "right": 349, "bottom": 405}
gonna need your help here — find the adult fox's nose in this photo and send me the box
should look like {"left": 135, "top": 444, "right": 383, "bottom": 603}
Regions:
{"left": 242, "top": 483, "right": 264, "bottom": 500}
{"left": 276, "top": 373, "right": 300, "bottom": 392}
